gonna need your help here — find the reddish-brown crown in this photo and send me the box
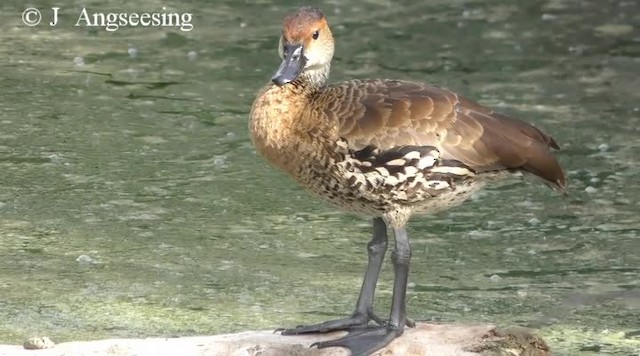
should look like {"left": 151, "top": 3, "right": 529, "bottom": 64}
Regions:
{"left": 282, "top": 7, "right": 327, "bottom": 43}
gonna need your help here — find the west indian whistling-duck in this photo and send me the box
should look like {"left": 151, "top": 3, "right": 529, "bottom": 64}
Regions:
{"left": 249, "top": 6, "right": 566, "bottom": 356}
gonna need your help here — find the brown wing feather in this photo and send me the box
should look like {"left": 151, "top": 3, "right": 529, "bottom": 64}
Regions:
{"left": 318, "top": 79, "right": 567, "bottom": 192}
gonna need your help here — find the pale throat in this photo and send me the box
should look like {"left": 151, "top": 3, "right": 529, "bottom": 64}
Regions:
{"left": 301, "top": 62, "right": 331, "bottom": 88}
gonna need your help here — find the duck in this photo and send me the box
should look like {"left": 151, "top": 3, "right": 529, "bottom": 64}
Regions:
{"left": 249, "top": 6, "right": 566, "bottom": 356}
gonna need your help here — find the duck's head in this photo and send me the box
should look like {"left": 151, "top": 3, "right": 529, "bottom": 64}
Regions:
{"left": 272, "top": 7, "right": 334, "bottom": 87}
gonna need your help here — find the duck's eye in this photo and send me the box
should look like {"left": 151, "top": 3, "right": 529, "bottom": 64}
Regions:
{"left": 312, "top": 30, "right": 319, "bottom": 40}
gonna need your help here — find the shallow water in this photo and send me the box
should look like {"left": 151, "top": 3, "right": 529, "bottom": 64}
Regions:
{"left": 0, "top": 0, "right": 639, "bottom": 354}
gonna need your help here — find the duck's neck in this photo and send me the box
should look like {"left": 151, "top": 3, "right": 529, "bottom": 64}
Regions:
{"left": 250, "top": 63, "right": 333, "bottom": 170}
{"left": 273, "top": 63, "right": 330, "bottom": 96}
{"left": 299, "top": 63, "right": 330, "bottom": 90}
{"left": 251, "top": 63, "right": 331, "bottom": 132}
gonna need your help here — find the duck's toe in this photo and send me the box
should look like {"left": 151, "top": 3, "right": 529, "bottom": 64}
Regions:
{"left": 277, "top": 314, "right": 370, "bottom": 335}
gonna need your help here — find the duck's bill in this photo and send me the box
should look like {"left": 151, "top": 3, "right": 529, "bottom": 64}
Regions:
{"left": 271, "top": 44, "right": 306, "bottom": 86}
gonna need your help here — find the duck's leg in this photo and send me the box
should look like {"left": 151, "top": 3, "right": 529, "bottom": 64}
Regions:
{"left": 311, "top": 226, "right": 411, "bottom": 356}
{"left": 280, "top": 217, "right": 389, "bottom": 334}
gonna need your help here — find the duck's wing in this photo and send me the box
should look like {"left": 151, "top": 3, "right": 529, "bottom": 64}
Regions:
{"left": 318, "top": 79, "right": 566, "bottom": 192}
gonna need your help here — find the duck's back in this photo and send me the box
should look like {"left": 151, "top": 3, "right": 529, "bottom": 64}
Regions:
{"left": 316, "top": 79, "right": 566, "bottom": 192}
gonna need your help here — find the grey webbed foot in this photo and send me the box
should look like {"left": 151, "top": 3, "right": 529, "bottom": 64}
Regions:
{"left": 311, "top": 325, "right": 401, "bottom": 356}
{"left": 278, "top": 311, "right": 414, "bottom": 335}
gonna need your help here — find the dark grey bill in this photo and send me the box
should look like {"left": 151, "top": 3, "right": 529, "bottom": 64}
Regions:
{"left": 272, "top": 43, "right": 306, "bottom": 86}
